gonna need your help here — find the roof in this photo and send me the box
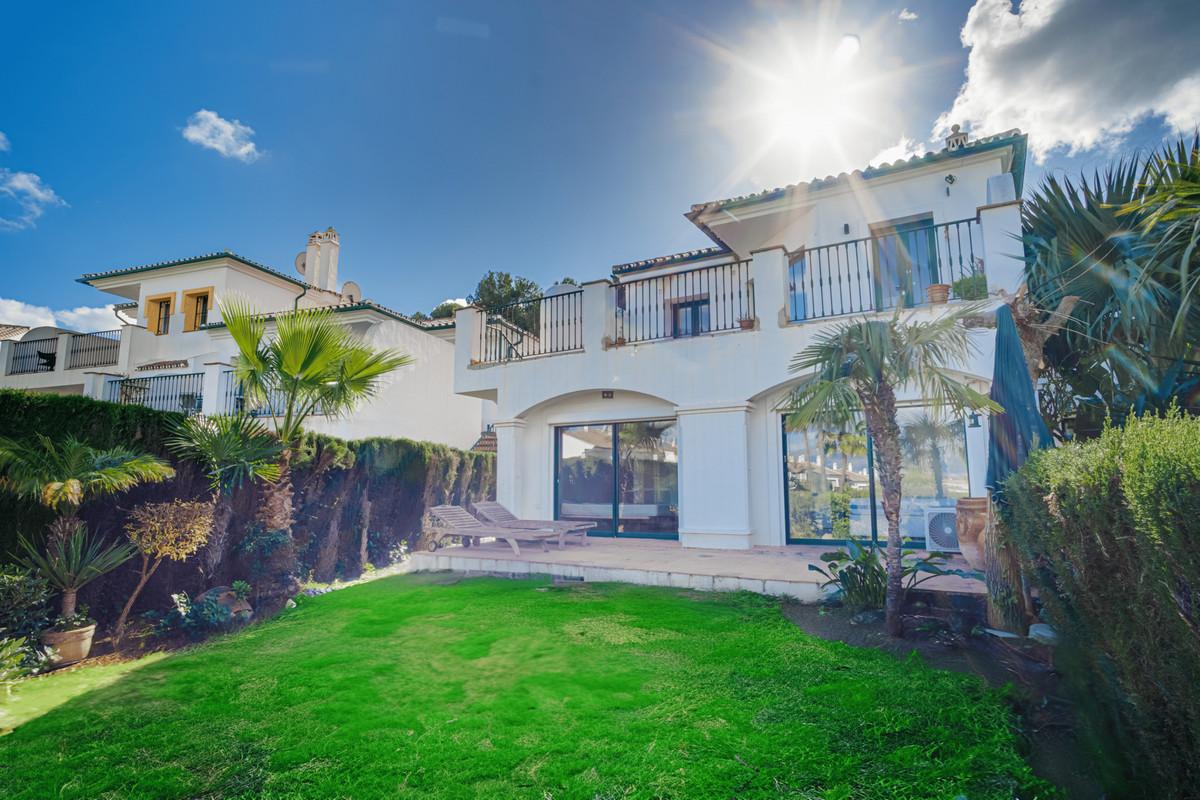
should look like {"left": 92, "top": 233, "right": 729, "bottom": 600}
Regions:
{"left": 200, "top": 299, "right": 438, "bottom": 333}
{"left": 611, "top": 245, "right": 732, "bottom": 277}
{"left": 0, "top": 324, "right": 30, "bottom": 341}
{"left": 77, "top": 250, "right": 310, "bottom": 289}
{"left": 470, "top": 430, "right": 497, "bottom": 453}
{"left": 686, "top": 129, "right": 1028, "bottom": 246}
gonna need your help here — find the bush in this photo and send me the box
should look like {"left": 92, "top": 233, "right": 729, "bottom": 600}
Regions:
{"left": 0, "top": 637, "right": 32, "bottom": 696}
{"left": 1002, "top": 410, "right": 1200, "bottom": 797}
{"left": 951, "top": 273, "right": 988, "bottom": 301}
{"left": 0, "top": 566, "right": 52, "bottom": 670}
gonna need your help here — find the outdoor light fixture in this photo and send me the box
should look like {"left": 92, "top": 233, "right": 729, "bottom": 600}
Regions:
{"left": 968, "top": 411, "right": 981, "bottom": 428}
{"left": 945, "top": 173, "right": 956, "bottom": 197}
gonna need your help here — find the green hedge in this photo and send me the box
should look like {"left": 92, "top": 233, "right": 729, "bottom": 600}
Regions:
{"left": 0, "top": 390, "right": 494, "bottom": 621}
{"left": 1002, "top": 411, "right": 1200, "bottom": 797}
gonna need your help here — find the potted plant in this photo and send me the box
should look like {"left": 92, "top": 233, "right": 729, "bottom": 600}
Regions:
{"left": 18, "top": 526, "right": 135, "bottom": 666}
{"left": 926, "top": 283, "right": 951, "bottom": 304}
{"left": 738, "top": 315, "right": 756, "bottom": 330}
{"left": 951, "top": 273, "right": 988, "bottom": 301}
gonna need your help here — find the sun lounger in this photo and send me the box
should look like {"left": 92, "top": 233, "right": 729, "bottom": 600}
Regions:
{"left": 471, "top": 500, "right": 594, "bottom": 548}
{"left": 426, "top": 504, "right": 557, "bottom": 556}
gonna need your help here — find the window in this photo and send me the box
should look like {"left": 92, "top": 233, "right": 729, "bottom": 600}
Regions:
{"left": 871, "top": 215, "right": 939, "bottom": 310}
{"left": 671, "top": 299, "right": 710, "bottom": 338}
{"left": 182, "top": 288, "right": 214, "bottom": 332}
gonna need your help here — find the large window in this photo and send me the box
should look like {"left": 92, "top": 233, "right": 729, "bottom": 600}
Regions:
{"left": 556, "top": 420, "right": 679, "bottom": 538}
{"left": 871, "top": 216, "right": 940, "bottom": 310}
{"left": 783, "top": 407, "right": 969, "bottom": 547}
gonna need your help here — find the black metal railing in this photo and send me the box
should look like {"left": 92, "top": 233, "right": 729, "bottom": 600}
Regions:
{"left": 219, "top": 369, "right": 325, "bottom": 417}
{"left": 106, "top": 373, "right": 204, "bottom": 415}
{"left": 788, "top": 217, "right": 984, "bottom": 322}
{"left": 67, "top": 329, "right": 121, "bottom": 369}
{"left": 478, "top": 291, "right": 584, "bottom": 364}
{"left": 614, "top": 259, "right": 753, "bottom": 344}
{"left": 8, "top": 337, "right": 60, "bottom": 375}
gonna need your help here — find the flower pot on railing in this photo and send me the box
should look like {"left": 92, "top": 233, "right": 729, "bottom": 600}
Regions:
{"left": 926, "top": 283, "right": 951, "bottom": 305}
{"left": 738, "top": 318, "right": 756, "bottom": 330}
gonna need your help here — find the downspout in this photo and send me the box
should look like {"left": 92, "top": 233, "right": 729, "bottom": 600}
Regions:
{"left": 293, "top": 284, "right": 308, "bottom": 310}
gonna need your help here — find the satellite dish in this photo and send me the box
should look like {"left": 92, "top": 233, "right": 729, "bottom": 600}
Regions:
{"left": 341, "top": 281, "right": 363, "bottom": 303}
{"left": 294, "top": 252, "right": 307, "bottom": 276}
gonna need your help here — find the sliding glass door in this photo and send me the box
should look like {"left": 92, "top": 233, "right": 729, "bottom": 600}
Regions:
{"left": 556, "top": 420, "right": 678, "bottom": 538}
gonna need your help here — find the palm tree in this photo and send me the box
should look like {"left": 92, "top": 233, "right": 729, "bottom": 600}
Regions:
{"left": 220, "top": 297, "right": 412, "bottom": 532}
{"left": 18, "top": 526, "right": 136, "bottom": 620}
{"left": 0, "top": 435, "right": 175, "bottom": 541}
{"left": 165, "top": 414, "right": 282, "bottom": 579}
{"left": 1023, "top": 135, "right": 1200, "bottom": 430}
{"left": 901, "top": 413, "right": 961, "bottom": 498}
{"left": 786, "top": 308, "right": 998, "bottom": 636}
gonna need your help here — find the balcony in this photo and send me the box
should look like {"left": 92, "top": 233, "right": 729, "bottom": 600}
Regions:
{"left": 787, "top": 218, "right": 983, "bottom": 322}
{"left": 5, "top": 329, "right": 123, "bottom": 376}
{"left": 478, "top": 290, "right": 584, "bottom": 365}
{"left": 7, "top": 336, "right": 61, "bottom": 375}
{"left": 67, "top": 330, "right": 121, "bottom": 369}
{"left": 105, "top": 373, "right": 204, "bottom": 415}
{"left": 614, "top": 259, "right": 754, "bottom": 344}
{"left": 218, "top": 369, "right": 326, "bottom": 417}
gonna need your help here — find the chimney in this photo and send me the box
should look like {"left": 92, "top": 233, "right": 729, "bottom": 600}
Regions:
{"left": 303, "top": 227, "right": 340, "bottom": 291}
{"left": 944, "top": 123, "right": 970, "bottom": 151}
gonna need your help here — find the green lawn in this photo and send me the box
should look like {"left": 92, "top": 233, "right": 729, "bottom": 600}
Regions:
{"left": 0, "top": 575, "right": 1049, "bottom": 799}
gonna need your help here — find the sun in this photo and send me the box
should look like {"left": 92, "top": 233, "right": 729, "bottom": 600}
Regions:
{"left": 695, "top": 10, "right": 922, "bottom": 195}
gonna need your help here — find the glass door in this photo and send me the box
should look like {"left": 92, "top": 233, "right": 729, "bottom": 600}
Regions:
{"left": 872, "top": 217, "right": 939, "bottom": 310}
{"left": 555, "top": 420, "right": 679, "bottom": 539}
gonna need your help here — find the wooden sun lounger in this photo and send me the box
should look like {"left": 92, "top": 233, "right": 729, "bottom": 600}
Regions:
{"left": 471, "top": 500, "right": 594, "bottom": 548}
{"left": 426, "top": 504, "right": 557, "bottom": 556}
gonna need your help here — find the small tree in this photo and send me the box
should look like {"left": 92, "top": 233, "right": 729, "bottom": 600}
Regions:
{"left": 17, "top": 526, "right": 135, "bottom": 624}
{"left": 112, "top": 500, "right": 214, "bottom": 645}
{"left": 787, "top": 308, "right": 999, "bottom": 636}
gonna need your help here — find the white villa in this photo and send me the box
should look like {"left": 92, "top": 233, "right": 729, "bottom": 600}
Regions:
{"left": 453, "top": 126, "right": 1028, "bottom": 552}
{"left": 0, "top": 228, "right": 490, "bottom": 450}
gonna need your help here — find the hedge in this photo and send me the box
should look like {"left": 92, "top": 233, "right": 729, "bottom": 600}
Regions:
{"left": 1001, "top": 410, "right": 1200, "bottom": 797}
{"left": 0, "top": 390, "right": 494, "bottom": 624}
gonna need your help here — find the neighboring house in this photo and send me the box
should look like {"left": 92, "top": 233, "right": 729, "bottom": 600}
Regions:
{"left": 0, "top": 228, "right": 490, "bottom": 450}
{"left": 455, "top": 126, "right": 1028, "bottom": 551}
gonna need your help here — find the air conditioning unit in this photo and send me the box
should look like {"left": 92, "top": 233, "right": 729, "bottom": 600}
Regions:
{"left": 923, "top": 507, "right": 960, "bottom": 552}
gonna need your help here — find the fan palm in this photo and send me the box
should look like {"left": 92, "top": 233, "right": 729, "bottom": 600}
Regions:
{"left": 166, "top": 414, "right": 282, "bottom": 578}
{"left": 0, "top": 435, "right": 174, "bottom": 540}
{"left": 786, "top": 308, "right": 998, "bottom": 636}
{"left": 221, "top": 297, "right": 412, "bottom": 531}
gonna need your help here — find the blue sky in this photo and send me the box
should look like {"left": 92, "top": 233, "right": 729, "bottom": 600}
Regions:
{"left": 1, "top": 0, "right": 1196, "bottom": 329}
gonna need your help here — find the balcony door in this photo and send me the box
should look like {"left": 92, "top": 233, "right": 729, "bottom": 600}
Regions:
{"left": 555, "top": 420, "right": 679, "bottom": 538}
{"left": 871, "top": 216, "right": 940, "bottom": 310}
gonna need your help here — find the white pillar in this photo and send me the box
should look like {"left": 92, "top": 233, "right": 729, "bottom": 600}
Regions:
{"left": 200, "top": 363, "right": 226, "bottom": 416}
{"left": 676, "top": 403, "right": 753, "bottom": 549}
{"left": 454, "top": 306, "right": 482, "bottom": 369}
{"left": 0, "top": 341, "right": 13, "bottom": 375}
{"left": 965, "top": 413, "right": 990, "bottom": 496}
{"left": 978, "top": 173, "right": 1024, "bottom": 295}
{"left": 492, "top": 418, "right": 526, "bottom": 511}
{"left": 749, "top": 246, "right": 789, "bottom": 328}
{"left": 54, "top": 333, "right": 72, "bottom": 374}
{"left": 579, "top": 279, "right": 612, "bottom": 350}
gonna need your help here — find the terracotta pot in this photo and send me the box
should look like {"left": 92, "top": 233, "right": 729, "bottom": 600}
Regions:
{"left": 738, "top": 318, "right": 755, "bottom": 330}
{"left": 955, "top": 497, "right": 990, "bottom": 570}
{"left": 41, "top": 624, "right": 96, "bottom": 667}
{"left": 927, "top": 283, "right": 951, "bottom": 304}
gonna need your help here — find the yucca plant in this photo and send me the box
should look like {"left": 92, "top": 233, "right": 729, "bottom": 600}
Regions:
{"left": 220, "top": 297, "right": 412, "bottom": 533}
{"left": 0, "top": 435, "right": 174, "bottom": 541}
{"left": 17, "top": 526, "right": 136, "bottom": 623}
{"left": 786, "top": 307, "right": 999, "bottom": 636}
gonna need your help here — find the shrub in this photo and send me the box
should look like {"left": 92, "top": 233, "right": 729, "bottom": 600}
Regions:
{"left": 808, "top": 539, "right": 973, "bottom": 612}
{"left": 0, "top": 566, "right": 51, "bottom": 671}
{"left": 0, "top": 637, "right": 32, "bottom": 696}
{"left": 1002, "top": 410, "right": 1200, "bottom": 797}
{"left": 951, "top": 273, "right": 988, "bottom": 301}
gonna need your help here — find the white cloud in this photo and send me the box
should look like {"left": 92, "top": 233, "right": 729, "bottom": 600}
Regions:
{"left": 0, "top": 297, "right": 131, "bottom": 331}
{"left": 898, "top": 8, "right": 919, "bottom": 22}
{"left": 936, "top": 0, "right": 1200, "bottom": 162}
{"left": 182, "top": 109, "right": 261, "bottom": 163}
{"left": 0, "top": 169, "right": 66, "bottom": 230}
{"left": 0, "top": 131, "right": 9, "bottom": 152}
{"left": 870, "top": 135, "right": 926, "bottom": 165}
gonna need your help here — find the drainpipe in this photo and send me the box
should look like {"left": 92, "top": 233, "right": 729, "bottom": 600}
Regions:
{"left": 293, "top": 284, "right": 308, "bottom": 310}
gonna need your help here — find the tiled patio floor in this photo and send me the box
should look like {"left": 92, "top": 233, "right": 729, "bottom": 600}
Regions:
{"left": 407, "top": 537, "right": 984, "bottom": 602}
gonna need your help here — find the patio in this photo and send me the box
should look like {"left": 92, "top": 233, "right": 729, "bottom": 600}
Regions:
{"left": 407, "top": 537, "right": 984, "bottom": 601}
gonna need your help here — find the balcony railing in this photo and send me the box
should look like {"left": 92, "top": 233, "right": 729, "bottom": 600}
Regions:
{"left": 7, "top": 337, "right": 60, "bottom": 375}
{"left": 106, "top": 373, "right": 204, "bottom": 415}
{"left": 67, "top": 329, "right": 121, "bottom": 369}
{"left": 788, "top": 217, "right": 984, "bottom": 322}
{"left": 478, "top": 291, "right": 584, "bottom": 364}
{"left": 614, "top": 259, "right": 754, "bottom": 344}
{"left": 219, "top": 369, "right": 326, "bottom": 417}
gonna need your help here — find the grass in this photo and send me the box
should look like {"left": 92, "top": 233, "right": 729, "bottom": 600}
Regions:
{"left": 0, "top": 575, "right": 1050, "bottom": 799}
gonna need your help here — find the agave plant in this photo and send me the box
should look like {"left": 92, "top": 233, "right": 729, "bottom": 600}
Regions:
{"left": 17, "top": 527, "right": 136, "bottom": 622}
